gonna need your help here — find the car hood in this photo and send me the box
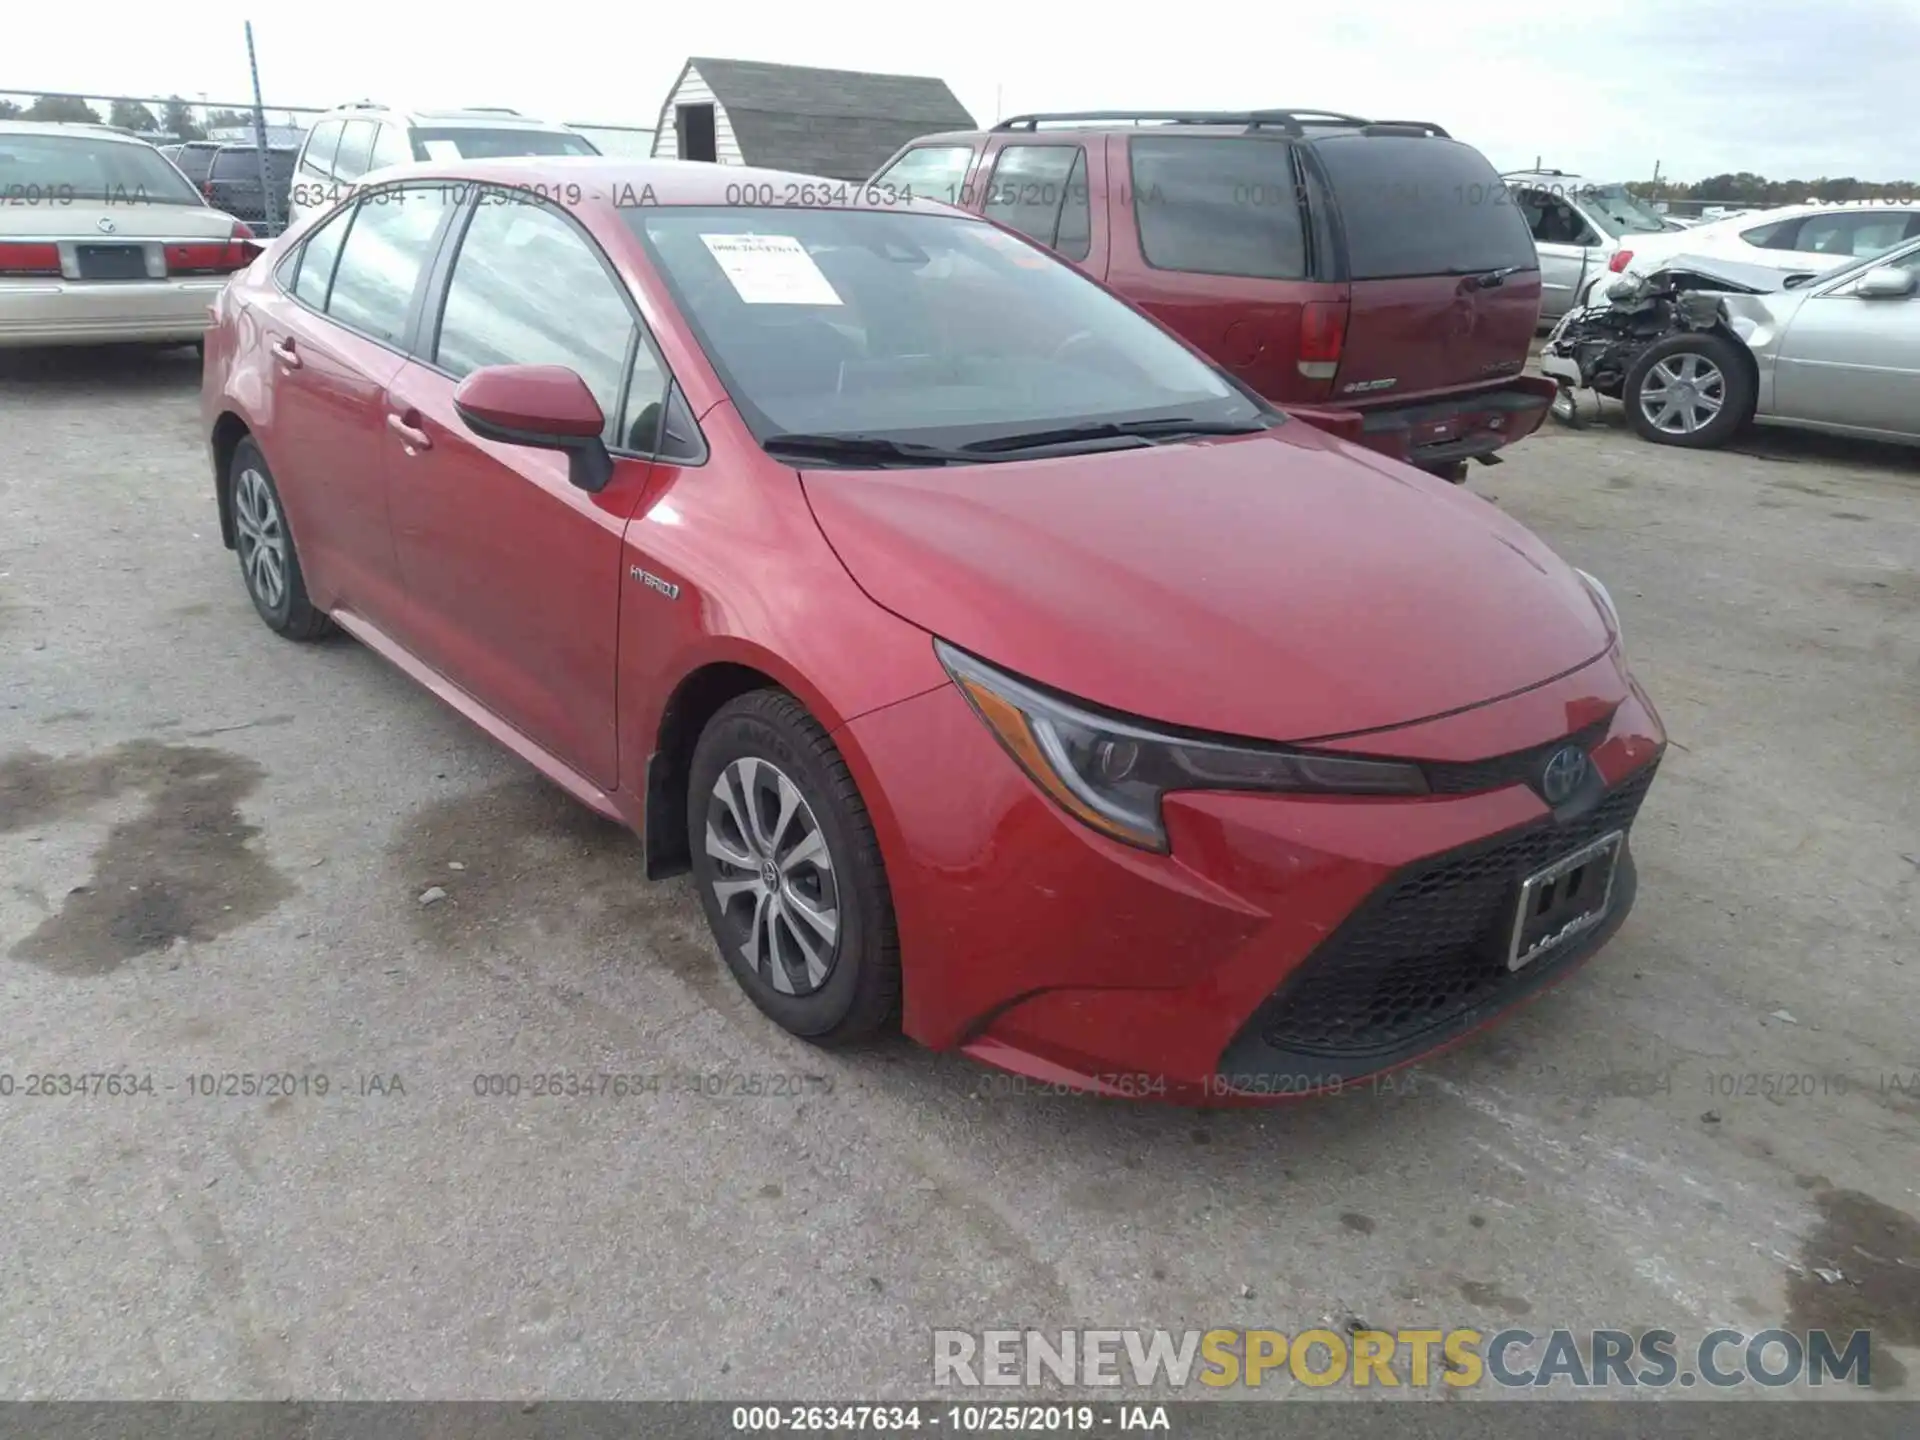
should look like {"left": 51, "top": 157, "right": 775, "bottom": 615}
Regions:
{"left": 800, "top": 424, "right": 1612, "bottom": 743}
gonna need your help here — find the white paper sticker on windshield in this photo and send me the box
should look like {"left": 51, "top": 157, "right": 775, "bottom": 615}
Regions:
{"left": 421, "top": 139, "right": 461, "bottom": 161}
{"left": 700, "top": 233, "right": 843, "bottom": 305}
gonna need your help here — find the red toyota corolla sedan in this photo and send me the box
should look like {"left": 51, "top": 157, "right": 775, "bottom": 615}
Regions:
{"left": 201, "top": 158, "right": 1665, "bottom": 1103}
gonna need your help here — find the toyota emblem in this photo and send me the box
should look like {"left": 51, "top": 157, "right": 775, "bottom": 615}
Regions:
{"left": 1540, "top": 746, "right": 1589, "bottom": 805}
{"left": 97, "top": 217, "right": 117, "bottom": 234}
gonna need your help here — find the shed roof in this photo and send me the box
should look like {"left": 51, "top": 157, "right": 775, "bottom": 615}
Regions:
{"left": 664, "top": 57, "right": 975, "bottom": 180}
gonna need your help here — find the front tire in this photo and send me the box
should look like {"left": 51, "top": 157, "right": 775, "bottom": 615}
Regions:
{"left": 228, "top": 437, "right": 332, "bottom": 640}
{"left": 1624, "top": 332, "right": 1753, "bottom": 448}
{"left": 688, "top": 690, "right": 900, "bottom": 1044}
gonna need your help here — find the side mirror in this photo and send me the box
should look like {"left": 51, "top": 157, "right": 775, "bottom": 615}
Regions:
{"left": 453, "top": 364, "right": 615, "bottom": 493}
{"left": 1855, "top": 266, "right": 1916, "bottom": 300}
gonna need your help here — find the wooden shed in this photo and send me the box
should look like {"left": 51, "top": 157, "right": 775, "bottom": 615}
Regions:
{"left": 650, "top": 57, "right": 975, "bottom": 181}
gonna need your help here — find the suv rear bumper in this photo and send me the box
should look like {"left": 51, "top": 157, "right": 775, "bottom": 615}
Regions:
{"left": 1286, "top": 376, "right": 1556, "bottom": 471}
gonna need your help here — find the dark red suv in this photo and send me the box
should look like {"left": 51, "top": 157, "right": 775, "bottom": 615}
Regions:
{"left": 872, "top": 109, "right": 1557, "bottom": 480}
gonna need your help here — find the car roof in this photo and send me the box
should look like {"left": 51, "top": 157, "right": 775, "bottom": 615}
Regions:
{"left": 357, "top": 155, "right": 967, "bottom": 215}
{"left": 317, "top": 103, "right": 574, "bottom": 130}
{"left": 0, "top": 119, "right": 156, "bottom": 146}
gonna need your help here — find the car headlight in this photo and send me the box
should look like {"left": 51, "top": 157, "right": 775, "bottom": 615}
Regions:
{"left": 935, "top": 640, "right": 1429, "bottom": 852}
{"left": 1575, "top": 568, "right": 1623, "bottom": 649}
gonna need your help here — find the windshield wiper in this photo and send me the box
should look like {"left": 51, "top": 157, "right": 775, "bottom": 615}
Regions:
{"left": 761, "top": 432, "right": 979, "bottom": 468}
{"left": 961, "top": 416, "right": 1272, "bottom": 455}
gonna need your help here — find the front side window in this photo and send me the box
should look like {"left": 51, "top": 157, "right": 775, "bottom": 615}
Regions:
{"left": 873, "top": 144, "right": 976, "bottom": 206}
{"left": 1516, "top": 190, "right": 1592, "bottom": 246}
{"left": 434, "top": 192, "right": 635, "bottom": 437}
{"left": 0, "top": 133, "right": 203, "bottom": 206}
{"left": 630, "top": 206, "right": 1264, "bottom": 447}
{"left": 324, "top": 186, "right": 454, "bottom": 343}
{"left": 1129, "top": 136, "right": 1307, "bottom": 280}
{"left": 983, "top": 145, "right": 1090, "bottom": 261}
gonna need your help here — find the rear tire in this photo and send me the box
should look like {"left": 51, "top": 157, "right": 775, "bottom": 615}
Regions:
{"left": 1624, "top": 331, "right": 1753, "bottom": 448}
{"left": 228, "top": 437, "right": 332, "bottom": 640}
{"left": 688, "top": 690, "right": 900, "bottom": 1045}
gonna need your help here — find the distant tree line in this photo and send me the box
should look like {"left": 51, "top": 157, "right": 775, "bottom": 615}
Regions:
{"left": 0, "top": 93, "right": 260, "bottom": 139}
{"left": 1631, "top": 173, "right": 1920, "bottom": 204}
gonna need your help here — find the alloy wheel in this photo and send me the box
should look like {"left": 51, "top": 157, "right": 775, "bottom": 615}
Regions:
{"left": 1638, "top": 353, "right": 1725, "bottom": 435}
{"left": 704, "top": 756, "right": 841, "bottom": 997}
{"left": 233, "top": 466, "right": 288, "bottom": 611}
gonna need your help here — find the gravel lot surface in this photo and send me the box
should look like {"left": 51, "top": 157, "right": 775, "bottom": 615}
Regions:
{"left": 2, "top": 346, "right": 1915, "bottom": 1403}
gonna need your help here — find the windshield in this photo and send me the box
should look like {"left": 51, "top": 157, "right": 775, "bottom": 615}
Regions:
{"left": 629, "top": 207, "right": 1267, "bottom": 450}
{"left": 1580, "top": 183, "right": 1670, "bottom": 237}
{"left": 0, "top": 133, "right": 204, "bottom": 207}
{"left": 409, "top": 128, "right": 599, "bottom": 161}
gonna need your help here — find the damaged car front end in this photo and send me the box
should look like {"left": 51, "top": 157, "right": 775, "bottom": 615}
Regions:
{"left": 1540, "top": 255, "right": 1817, "bottom": 446}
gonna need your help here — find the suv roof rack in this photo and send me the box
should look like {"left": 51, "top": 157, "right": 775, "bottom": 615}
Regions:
{"left": 992, "top": 109, "right": 1446, "bottom": 138}
{"left": 460, "top": 106, "right": 521, "bottom": 114}
{"left": 334, "top": 100, "right": 385, "bottom": 111}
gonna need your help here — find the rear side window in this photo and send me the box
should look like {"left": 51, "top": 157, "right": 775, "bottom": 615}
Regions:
{"left": 1129, "top": 136, "right": 1306, "bottom": 280}
{"left": 300, "top": 121, "right": 343, "bottom": 180}
{"left": 332, "top": 121, "right": 378, "bottom": 182}
{"left": 983, "top": 145, "right": 1090, "bottom": 262}
{"left": 1739, "top": 217, "right": 1799, "bottom": 249}
{"left": 1798, "top": 211, "right": 1912, "bottom": 259}
{"left": 1312, "top": 136, "right": 1536, "bottom": 280}
{"left": 406, "top": 128, "right": 599, "bottom": 161}
{"left": 874, "top": 144, "right": 976, "bottom": 205}
{"left": 433, "top": 193, "right": 636, "bottom": 438}
{"left": 323, "top": 186, "right": 454, "bottom": 343}
{"left": 290, "top": 207, "right": 351, "bottom": 308}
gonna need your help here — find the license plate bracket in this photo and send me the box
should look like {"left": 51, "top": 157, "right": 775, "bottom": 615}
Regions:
{"left": 74, "top": 244, "right": 149, "bottom": 281}
{"left": 1507, "top": 831, "right": 1623, "bottom": 971}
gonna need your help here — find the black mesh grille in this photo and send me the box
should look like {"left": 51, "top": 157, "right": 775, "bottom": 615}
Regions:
{"left": 1420, "top": 713, "right": 1615, "bottom": 797}
{"left": 1255, "top": 761, "right": 1658, "bottom": 1057}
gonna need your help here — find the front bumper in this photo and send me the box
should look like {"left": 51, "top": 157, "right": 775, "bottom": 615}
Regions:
{"left": 0, "top": 279, "right": 225, "bottom": 348}
{"left": 1285, "top": 376, "right": 1557, "bottom": 472}
{"left": 842, "top": 656, "right": 1665, "bottom": 1104}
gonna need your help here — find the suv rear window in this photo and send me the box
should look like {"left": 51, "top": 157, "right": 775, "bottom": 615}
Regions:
{"left": 1128, "top": 136, "right": 1306, "bottom": 280}
{"left": 1311, "top": 135, "right": 1535, "bottom": 280}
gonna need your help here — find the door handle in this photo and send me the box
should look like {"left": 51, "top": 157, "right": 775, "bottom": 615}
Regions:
{"left": 269, "top": 337, "right": 301, "bottom": 369}
{"left": 387, "top": 412, "right": 433, "bottom": 452}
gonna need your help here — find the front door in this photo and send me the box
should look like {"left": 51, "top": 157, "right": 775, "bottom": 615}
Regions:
{"left": 1771, "top": 248, "right": 1920, "bottom": 438}
{"left": 383, "top": 190, "right": 656, "bottom": 787}
{"left": 1517, "top": 188, "right": 1599, "bottom": 320}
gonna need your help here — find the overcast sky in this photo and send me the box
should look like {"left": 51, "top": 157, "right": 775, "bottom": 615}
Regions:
{"left": 9, "top": 0, "right": 1917, "bottom": 183}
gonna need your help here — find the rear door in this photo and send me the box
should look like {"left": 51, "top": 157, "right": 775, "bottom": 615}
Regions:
{"left": 1310, "top": 135, "right": 1542, "bottom": 402}
{"left": 1102, "top": 131, "right": 1322, "bottom": 403}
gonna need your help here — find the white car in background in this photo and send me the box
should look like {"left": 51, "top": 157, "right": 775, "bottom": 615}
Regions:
{"left": 0, "top": 121, "right": 258, "bottom": 349}
{"left": 1503, "top": 170, "right": 1684, "bottom": 321}
{"left": 1576, "top": 201, "right": 1920, "bottom": 310}
{"left": 287, "top": 103, "right": 600, "bottom": 223}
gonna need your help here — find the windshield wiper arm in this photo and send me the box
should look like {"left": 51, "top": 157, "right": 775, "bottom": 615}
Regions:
{"left": 961, "top": 416, "right": 1271, "bottom": 454}
{"left": 761, "top": 432, "right": 978, "bottom": 468}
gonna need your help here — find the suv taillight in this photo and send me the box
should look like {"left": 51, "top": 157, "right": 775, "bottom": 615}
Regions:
{"left": 1297, "top": 301, "right": 1347, "bottom": 380}
{"left": 0, "top": 241, "right": 62, "bottom": 276}
{"left": 164, "top": 222, "right": 261, "bottom": 276}
{"left": 1609, "top": 249, "right": 1633, "bottom": 273}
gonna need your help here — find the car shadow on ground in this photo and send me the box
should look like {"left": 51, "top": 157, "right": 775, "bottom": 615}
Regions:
{"left": 1543, "top": 389, "right": 1918, "bottom": 479}
{"left": 0, "top": 343, "right": 202, "bottom": 393}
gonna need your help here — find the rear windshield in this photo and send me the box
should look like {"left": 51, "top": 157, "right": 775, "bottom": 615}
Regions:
{"left": 0, "top": 132, "right": 204, "bottom": 207}
{"left": 629, "top": 206, "right": 1263, "bottom": 445}
{"left": 1312, "top": 136, "right": 1536, "bottom": 280}
{"left": 408, "top": 128, "right": 599, "bottom": 161}
{"left": 210, "top": 149, "right": 297, "bottom": 180}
